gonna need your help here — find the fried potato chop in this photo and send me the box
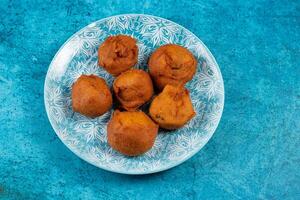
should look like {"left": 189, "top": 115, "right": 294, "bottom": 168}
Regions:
{"left": 72, "top": 75, "right": 112, "bottom": 118}
{"left": 107, "top": 110, "right": 158, "bottom": 156}
{"left": 113, "top": 69, "right": 154, "bottom": 111}
{"left": 149, "top": 84, "right": 195, "bottom": 129}
{"left": 148, "top": 44, "right": 197, "bottom": 90}
{"left": 98, "top": 35, "right": 138, "bottom": 76}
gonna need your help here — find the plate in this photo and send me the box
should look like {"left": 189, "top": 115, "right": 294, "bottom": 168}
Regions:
{"left": 44, "top": 14, "right": 224, "bottom": 174}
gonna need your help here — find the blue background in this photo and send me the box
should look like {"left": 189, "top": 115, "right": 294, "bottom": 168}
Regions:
{"left": 0, "top": 0, "right": 299, "bottom": 199}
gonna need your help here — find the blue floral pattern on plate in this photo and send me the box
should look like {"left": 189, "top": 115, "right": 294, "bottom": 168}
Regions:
{"left": 44, "top": 14, "right": 224, "bottom": 174}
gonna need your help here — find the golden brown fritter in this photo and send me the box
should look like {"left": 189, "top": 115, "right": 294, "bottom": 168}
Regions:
{"left": 72, "top": 75, "right": 112, "bottom": 118}
{"left": 107, "top": 110, "right": 158, "bottom": 156}
{"left": 98, "top": 35, "right": 138, "bottom": 76}
{"left": 148, "top": 44, "right": 197, "bottom": 90}
{"left": 149, "top": 84, "right": 195, "bottom": 130}
{"left": 113, "top": 69, "right": 154, "bottom": 111}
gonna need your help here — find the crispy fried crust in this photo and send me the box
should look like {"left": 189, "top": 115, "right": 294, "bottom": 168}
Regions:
{"left": 148, "top": 44, "right": 197, "bottom": 90}
{"left": 149, "top": 85, "right": 196, "bottom": 129}
{"left": 113, "top": 69, "right": 154, "bottom": 111}
{"left": 98, "top": 35, "right": 138, "bottom": 76}
{"left": 72, "top": 75, "right": 112, "bottom": 118}
{"left": 107, "top": 110, "right": 158, "bottom": 156}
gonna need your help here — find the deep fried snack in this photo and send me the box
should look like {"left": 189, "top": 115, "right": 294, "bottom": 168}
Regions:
{"left": 149, "top": 85, "right": 195, "bottom": 129}
{"left": 72, "top": 75, "right": 112, "bottom": 118}
{"left": 107, "top": 110, "right": 158, "bottom": 156}
{"left": 148, "top": 44, "right": 197, "bottom": 90}
{"left": 98, "top": 35, "right": 138, "bottom": 76}
{"left": 113, "top": 69, "right": 154, "bottom": 111}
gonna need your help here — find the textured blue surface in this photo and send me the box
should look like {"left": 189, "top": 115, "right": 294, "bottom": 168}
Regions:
{"left": 0, "top": 0, "right": 299, "bottom": 199}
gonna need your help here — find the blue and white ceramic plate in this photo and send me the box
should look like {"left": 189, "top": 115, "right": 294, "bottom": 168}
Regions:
{"left": 44, "top": 14, "right": 224, "bottom": 174}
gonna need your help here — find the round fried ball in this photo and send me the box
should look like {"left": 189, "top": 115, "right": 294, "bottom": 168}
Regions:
{"left": 98, "top": 35, "right": 138, "bottom": 76}
{"left": 148, "top": 44, "right": 197, "bottom": 90}
{"left": 149, "top": 84, "right": 195, "bottom": 130}
{"left": 113, "top": 69, "right": 154, "bottom": 111}
{"left": 72, "top": 75, "right": 112, "bottom": 118}
{"left": 107, "top": 110, "right": 158, "bottom": 156}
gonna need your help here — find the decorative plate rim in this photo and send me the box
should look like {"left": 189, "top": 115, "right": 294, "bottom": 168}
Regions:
{"left": 44, "top": 14, "right": 225, "bottom": 175}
